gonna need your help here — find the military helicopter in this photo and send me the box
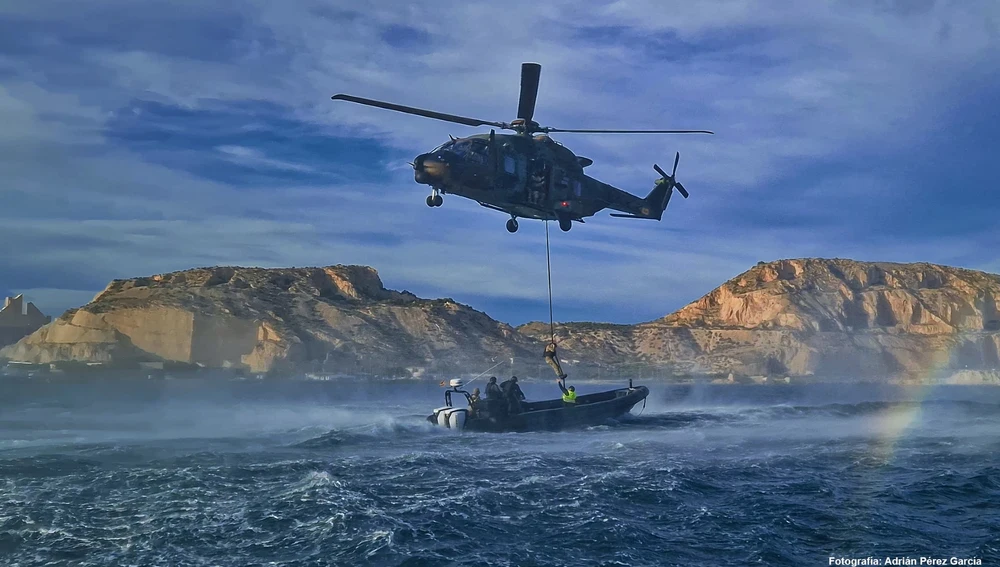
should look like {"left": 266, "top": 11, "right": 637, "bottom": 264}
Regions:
{"left": 331, "top": 63, "right": 713, "bottom": 233}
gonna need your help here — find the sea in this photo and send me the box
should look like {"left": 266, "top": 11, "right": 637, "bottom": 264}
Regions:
{"left": 1, "top": 375, "right": 998, "bottom": 566}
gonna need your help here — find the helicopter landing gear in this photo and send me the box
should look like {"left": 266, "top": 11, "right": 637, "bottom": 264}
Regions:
{"left": 426, "top": 190, "right": 443, "bottom": 207}
{"left": 557, "top": 213, "right": 572, "bottom": 232}
{"left": 506, "top": 217, "right": 519, "bottom": 233}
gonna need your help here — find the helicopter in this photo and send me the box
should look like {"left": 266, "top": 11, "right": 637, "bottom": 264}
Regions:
{"left": 331, "top": 63, "right": 713, "bottom": 233}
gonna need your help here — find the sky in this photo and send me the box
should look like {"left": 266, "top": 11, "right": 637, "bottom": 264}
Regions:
{"left": 1, "top": 0, "right": 998, "bottom": 326}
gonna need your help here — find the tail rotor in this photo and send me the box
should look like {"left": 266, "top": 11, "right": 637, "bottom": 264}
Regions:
{"left": 653, "top": 152, "right": 688, "bottom": 199}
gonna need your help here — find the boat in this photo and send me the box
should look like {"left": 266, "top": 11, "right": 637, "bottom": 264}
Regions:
{"left": 428, "top": 378, "right": 649, "bottom": 432}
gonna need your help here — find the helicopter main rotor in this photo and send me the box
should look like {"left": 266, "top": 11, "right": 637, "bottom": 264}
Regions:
{"left": 331, "top": 63, "right": 714, "bottom": 137}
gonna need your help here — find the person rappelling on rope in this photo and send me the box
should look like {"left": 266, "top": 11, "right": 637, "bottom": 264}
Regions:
{"left": 544, "top": 340, "right": 567, "bottom": 380}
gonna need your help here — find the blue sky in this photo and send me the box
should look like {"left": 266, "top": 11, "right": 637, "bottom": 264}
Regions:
{"left": 1, "top": 1, "right": 998, "bottom": 326}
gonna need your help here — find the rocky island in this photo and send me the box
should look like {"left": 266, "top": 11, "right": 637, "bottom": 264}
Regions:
{"left": 4, "top": 258, "right": 1000, "bottom": 383}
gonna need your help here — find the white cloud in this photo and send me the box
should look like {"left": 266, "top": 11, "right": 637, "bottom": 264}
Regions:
{"left": 215, "top": 145, "right": 318, "bottom": 173}
{"left": 1, "top": 0, "right": 998, "bottom": 325}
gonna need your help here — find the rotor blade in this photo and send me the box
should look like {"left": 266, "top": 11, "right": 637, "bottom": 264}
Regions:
{"left": 672, "top": 152, "right": 680, "bottom": 177}
{"left": 653, "top": 164, "right": 668, "bottom": 178}
{"left": 517, "top": 63, "right": 541, "bottom": 122}
{"left": 544, "top": 128, "right": 714, "bottom": 134}
{"left": 675, "top": 182, "right": 689, "bottom": 199}
{"left": 331, "top": 94, "right": 506, "bottom": 129}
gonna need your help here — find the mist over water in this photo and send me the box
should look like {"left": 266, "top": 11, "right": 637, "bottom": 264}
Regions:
{"left": 2, "top": 377, "right": 999, "bottom": 566}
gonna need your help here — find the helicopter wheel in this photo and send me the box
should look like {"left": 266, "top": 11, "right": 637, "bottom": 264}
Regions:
{"left": 426, "top": 196, "right": 435, "bottom": 207}
{"left": 558, "top": 215, "right": 572, "bottom": 232}
{"left": 506, "top": 218, "right": 519, "bottom": 233}
{"left": 432, "top": 194, "right": 443, "bottom": 207}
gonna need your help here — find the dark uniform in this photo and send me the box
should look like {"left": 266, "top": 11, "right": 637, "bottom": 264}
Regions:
{"left": 499, "top": 376, "right": 525, "bottom": 414}
{"left": 544, "top": 342, "right": 567, "bottom": 379}
{"left": 468, "top": 388, "right": 482, "bottom": 417}
{"left": 486, "top": 377, "right": 502, "bottom": 400}
{"left": 485, "top": 377, "right": 504, "bottom": 416}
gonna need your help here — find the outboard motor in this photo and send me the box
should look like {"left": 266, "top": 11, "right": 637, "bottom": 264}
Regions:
{"left": 432, "top": 407, "right": 452, "bottom": 426}
{"left": 428, "top": 379, "right": 470, "bottom": 431}
{"left": 447, "top": 408, "right": 467, "bottom": 430}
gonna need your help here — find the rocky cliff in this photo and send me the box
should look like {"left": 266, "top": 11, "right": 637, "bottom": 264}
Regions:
{"left": 0, "top": 266, "right": 537, "bottom": 375}
{"left": 519, "top": 258, "right": 1000, "bottom": 381}
{"left": 6, "top": 259, "right": 1000, "bottom": 382}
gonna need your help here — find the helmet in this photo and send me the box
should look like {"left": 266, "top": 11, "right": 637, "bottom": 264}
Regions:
{"left": 568, "top": 386, "right": 575, "bottom": 391}
{"left": 511, "top": 376, "right": 518, "bottom": 382}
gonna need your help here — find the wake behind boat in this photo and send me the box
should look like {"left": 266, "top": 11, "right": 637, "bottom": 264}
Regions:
{"left": 428, "top": 379, "right": 649, "bottom": 432}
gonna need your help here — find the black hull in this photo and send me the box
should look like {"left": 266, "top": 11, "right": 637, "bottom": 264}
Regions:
{"left": 430, "top": 385, "right": 649, "bottom": 433}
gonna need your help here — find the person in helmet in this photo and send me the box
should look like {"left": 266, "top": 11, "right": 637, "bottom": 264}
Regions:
{"left": 468, "top": 387, "right": 482, "bottom": 417}
{"left": 483, "top": 376, "right": 506, "bottom": 417}
{"left": 557, "top": 379, "right": 577, "bottom": 405}
{"left": 486, "top": 376, "right": 502, "bottom": 400}
{"left": 500, "top": 376, "right": 525, "bottom": 414}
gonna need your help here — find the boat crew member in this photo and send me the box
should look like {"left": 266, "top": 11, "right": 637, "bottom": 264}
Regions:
{"left": 544, "top": 341, "right": 567, "bottom": 380}
{"left": 486, "top": 376, "right": 502, "bottom": 400}
{"left": 468, "top": 387, "right": 482, "bottom": 417}
{"left": 500, "top": 376, "right": 525, "bottom": 414}
{"left": 557, "top": 379, "right": 577, "bottom": 405}
{"left": 485, "top": 376, "right": 505, "bottom": 416}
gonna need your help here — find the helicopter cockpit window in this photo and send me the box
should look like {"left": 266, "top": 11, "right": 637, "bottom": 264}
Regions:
{"left": 449, "top": 141, "right": 471, "bottom": 156}
{"left": 432, "top": 140, "right": 455, "bottom": 153}
{"left": 457, "top": 140, "right": 488, "bottom": 164}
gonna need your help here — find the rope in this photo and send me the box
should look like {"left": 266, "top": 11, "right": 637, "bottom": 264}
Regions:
{"left": 459, "top": 358, "right": 510, "bottom": 388}
{"left": 545, "top": 219, "right": 554, "bottom": 342}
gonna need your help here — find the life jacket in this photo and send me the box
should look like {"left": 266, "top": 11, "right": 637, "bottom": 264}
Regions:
{"left": 562, "top": 390, "right": 577, "bottom": 403}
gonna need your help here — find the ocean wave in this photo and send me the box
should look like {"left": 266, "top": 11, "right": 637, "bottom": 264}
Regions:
{"left": 3, "top": 385, "right": 1000, "bottom": 565}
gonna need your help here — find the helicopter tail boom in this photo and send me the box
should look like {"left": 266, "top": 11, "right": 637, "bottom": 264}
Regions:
{"left": 640, "top": 177, "right": 674, "bottom": 220}
{"left": 608, "top": 154, "right": 689, "bottom": 221}
{"left": 607, "top": 175, "right": 674, "bottom": 220}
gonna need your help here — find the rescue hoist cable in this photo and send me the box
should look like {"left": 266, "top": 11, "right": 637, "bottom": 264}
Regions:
{"left": 545, "top": 219, "right": 555, "bottom": 342}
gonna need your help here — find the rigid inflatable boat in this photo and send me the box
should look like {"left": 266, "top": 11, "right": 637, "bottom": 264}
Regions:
{"left": 428, "top": 379, "right": 648, "bottom": 432}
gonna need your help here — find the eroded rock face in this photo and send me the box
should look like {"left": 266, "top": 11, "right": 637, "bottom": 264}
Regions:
{"left": 1, "top": 265, "right": 536, "bottom": 374}
{"left": 6, "top": 259, "right": 1000, "bottom": 382}
{"left": 518, "top": 259, "right": 1000, "bottom": 381}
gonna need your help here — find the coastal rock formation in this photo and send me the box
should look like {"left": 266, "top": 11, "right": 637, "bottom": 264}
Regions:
{"left": 519, "top": 259, "right": 1000, "bottom": 381}
{"left": 1, "top": 266, "right": 537, "bottom": 374}
{"left": 5, "top": 258, "right": 1000, "bottom": 382}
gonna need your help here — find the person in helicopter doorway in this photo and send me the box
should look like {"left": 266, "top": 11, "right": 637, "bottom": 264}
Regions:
{"left": 528, "top": 159, "right": 548, "bottom": 205}
{"left": 544, "top": 340, "right": 567, "bottom": 380}
{"left": 557, "top": 379, "right": 577, "bottom": 406}
{"left": 499, "top": 376, "right": 526, "bottom": 414}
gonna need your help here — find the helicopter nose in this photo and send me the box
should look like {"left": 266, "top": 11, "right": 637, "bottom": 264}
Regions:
{"left": 413, "top": 153, "right": 449, "bottom": 185}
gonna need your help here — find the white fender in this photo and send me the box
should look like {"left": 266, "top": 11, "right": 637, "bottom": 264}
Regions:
{"left": 447, "top": 408, "right": 467, "bottom": 431}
